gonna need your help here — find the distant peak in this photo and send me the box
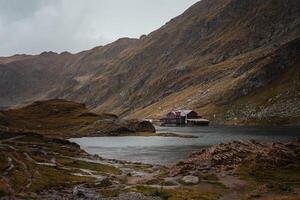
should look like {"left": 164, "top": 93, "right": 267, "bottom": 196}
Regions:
{"left": 60, "top": 51, "right": 72, "bottom": 56}
{"left": 40, "top": 51, "right": 58, "bottom": 56}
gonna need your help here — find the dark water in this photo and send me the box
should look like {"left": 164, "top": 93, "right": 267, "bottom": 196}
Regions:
{"left": 70, "top": 126, "right": 300, "bottom": 165}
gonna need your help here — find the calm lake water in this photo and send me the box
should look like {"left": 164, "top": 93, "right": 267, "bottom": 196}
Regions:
{"left": 70, "top": 126, "right": 300, "bottom": 165}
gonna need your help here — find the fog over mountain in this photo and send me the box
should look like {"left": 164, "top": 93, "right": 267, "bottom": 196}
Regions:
{"left": 0, "top": 0, "right": 198, "bottom": 56}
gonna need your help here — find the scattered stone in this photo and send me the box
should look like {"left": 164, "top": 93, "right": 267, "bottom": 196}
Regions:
{"left": 73, "top": 185, "right": 102, "bottom": 199}
{"left": 108, "top": 192, "right": 161, "bottom": 200}
{"left": 170, "top": 140, "right": 300, "bottom": 176}
{"left": 97, "top": 178, "right": 112, "bottom": 187}
{"left": 181, "top": 175, "right": 199, "bottom": 185}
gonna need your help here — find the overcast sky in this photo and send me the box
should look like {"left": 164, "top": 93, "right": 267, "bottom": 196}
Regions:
{"left": 0, "top": 0, "right": 199, "bottom": 56}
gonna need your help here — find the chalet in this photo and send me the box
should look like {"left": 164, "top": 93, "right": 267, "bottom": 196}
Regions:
{"left": 161, "top": 110, "right": 209, "bottom": 126}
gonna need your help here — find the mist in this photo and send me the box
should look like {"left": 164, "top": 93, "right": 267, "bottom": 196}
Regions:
{"left": 0, "top": 0, "right": 199, "bottom": 56}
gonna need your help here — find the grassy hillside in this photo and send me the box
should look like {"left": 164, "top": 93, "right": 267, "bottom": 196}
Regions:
{"left": 0, "top": 99, "right": 155, "bottom": 138}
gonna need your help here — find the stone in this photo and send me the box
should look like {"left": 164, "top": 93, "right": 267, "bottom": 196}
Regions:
{"left": 181, "top": 175, "right": 199, "bottom": 184}
{"left": 72, "top": 185, "right": 101, "bottom": 199}
{"left": 170, "top": 139, "right": 300, "bottom": 177}
{"left": 97, "top": 178, "right": 112, "bottom": 187}
{"left": 109, "top": 192, "right": 162, "bottom": 200}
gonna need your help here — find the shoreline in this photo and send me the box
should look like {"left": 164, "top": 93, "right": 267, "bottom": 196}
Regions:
{"left": 1, "top": 130, "right": 300, "bottom": 199}
{"left": 69, "top": 131, "right": 198, "bottom": 139}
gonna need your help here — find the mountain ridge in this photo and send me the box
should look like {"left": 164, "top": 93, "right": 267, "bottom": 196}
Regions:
{"left": 0, "top": 0, "right": 299, "bottom": 125}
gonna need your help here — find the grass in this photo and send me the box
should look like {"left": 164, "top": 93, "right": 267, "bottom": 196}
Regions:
{"left": 0, "top": 99, "right": 156, "bottom": 139}
{"left": 237, "top": 155, "right": 300, "bottom": 192}
{"left": 10, "top": 169, "right": 28, "bottom": 193}
{"left": 123, "top": 163, "right": 154, "bottom": 173}
{"left": 129, "top": 185, "right": 168, "bottom": 198}
{"left": 0, "top": 154, "right": 8, "bottom": 172}
{"left": 152, "top": 189, "right": 171, "bottom": 200}
{"left": 145, "top": 178, "right": 164, "bottom": 185}
{"left": 198, "top": 173, "right": 219, "bottom": 181}
{"left": 100, "top": 188, "right": 123, "bottom": 198}
{"left": 57, "top": 157, "right": 121, "bottom": 175}
{"left": 0, "top": 99, "right": 109, "bottom": 138}
{"left": 0, "top": 178, "right": 10, "bottom": 197}
{"left": 29, "top": 165, "right": 93, "bottom": 192}
{"left": 13, "top": 134, "right": 85, "bottom": 158}
{"left": 0, "top": 132, "right": 124, "bottom": 196}
{"left": 128, "top": 185, "right": 227, "bottom": 200}
{"left": 1, "top": 148, "right": 95, "bottom": 194}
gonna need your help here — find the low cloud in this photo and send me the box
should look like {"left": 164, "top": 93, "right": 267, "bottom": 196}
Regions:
{"left": 0, "top": 0, "right": 199, "bottom": 56}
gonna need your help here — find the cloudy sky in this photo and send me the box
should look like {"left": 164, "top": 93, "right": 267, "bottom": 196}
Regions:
{"left": 0, "top": 0, "right": 199, "bottom": 56}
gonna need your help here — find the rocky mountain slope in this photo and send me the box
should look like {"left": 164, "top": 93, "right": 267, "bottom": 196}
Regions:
{"left": 0, "top": 0, "right": 299, "bottom": 125}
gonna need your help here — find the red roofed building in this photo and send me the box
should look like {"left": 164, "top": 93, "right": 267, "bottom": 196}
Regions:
{"left": 161, "top": 110, "right": 209, "bottom": 126}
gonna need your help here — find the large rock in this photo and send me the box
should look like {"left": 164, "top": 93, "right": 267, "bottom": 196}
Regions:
{"left": 125, "top": 120, "right": 156, "bottom": 133}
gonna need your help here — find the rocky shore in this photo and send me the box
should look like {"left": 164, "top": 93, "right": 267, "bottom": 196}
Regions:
{"left": 171, "top": 139, "right": 300, "bottom": 176}
{"left": 168, "top": 139, "right": 300, "bottom": 200}
{"left": 1, "top": 130, "right": 299, "bottom": 200}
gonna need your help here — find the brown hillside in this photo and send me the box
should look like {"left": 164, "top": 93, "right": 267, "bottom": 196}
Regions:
{"left": 0, "top": 0, "right": 299, "bottom": 125}
{"left": 0, "top": 99, "right": 154, "bottom": 138}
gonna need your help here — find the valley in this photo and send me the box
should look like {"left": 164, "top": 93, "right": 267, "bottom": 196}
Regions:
{"left": 0, "top": 0, "right": 299, "bottom": 125}
{"left": 0, "top": 100, "right": 299, "bottom": 199}
{"left": 0, "top": 0, "right": 300, "bottom": 199}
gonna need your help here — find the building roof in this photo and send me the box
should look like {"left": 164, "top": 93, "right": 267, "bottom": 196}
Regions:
{"left": 176, "top": 110, "right": 193, "bottom": 116}
{"left": 168, "top": 110, "right": 195, "bottom": 117}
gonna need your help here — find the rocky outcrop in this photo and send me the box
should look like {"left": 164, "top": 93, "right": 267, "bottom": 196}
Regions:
{"left": 124, "top": 120, "right": 156, "bottom": 133}
{"left": 170, "top": 139, "right": 300, "bottom": 176}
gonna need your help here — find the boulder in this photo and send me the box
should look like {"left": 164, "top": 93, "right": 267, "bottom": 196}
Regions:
{"left": 125, "top": 120, "right": 156, "bottom": 133}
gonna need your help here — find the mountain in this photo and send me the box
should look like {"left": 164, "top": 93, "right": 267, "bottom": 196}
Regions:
{"left": 0, "top": 0, "right": 299, "bottom": 125}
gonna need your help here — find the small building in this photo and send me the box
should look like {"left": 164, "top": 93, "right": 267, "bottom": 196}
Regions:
{"left": 160, "top": 110, "right": 209, "bottom": 126}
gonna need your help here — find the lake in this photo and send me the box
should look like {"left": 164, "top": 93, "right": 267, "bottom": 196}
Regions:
{"left": 70, "top": 126, "right": 300, "bottom": 165}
